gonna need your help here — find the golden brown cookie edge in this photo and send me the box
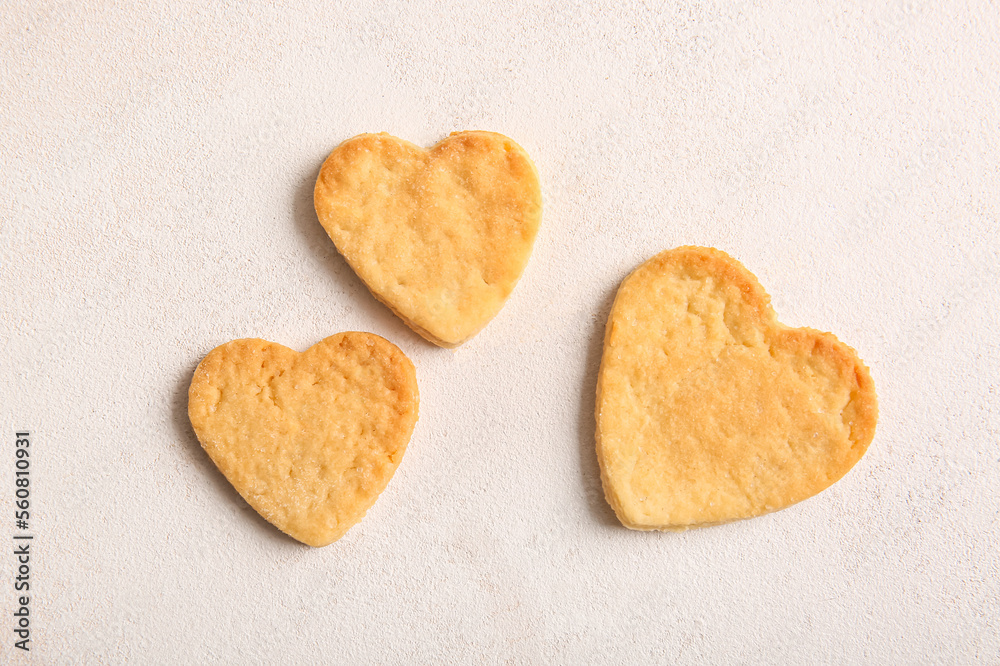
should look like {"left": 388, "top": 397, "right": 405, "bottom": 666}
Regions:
{"left": 187, "top": 332, "right": 419, "bottom": 547}
{"left": 595, "top": 246, "right": 879, "bottom": 531}
{"left": 313, "top": 131, "right": 543, "bottom": 348}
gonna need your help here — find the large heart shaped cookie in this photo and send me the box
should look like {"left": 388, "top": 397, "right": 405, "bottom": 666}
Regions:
{"left": 596, "top": 247, "right": 878, "bottom": 530}
{"left": 188, "top": 332, "right": 418, "bottom": 546}
{"left": 314, "top": 131, "right": 542, "bottom": 347}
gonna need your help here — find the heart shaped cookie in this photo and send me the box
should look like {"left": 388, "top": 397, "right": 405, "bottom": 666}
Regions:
{"left": 188, "top": 332, "right": 418, "bottom": 546}
{"left": 314, "top": 131, "right": 542, "bottom": 347}
{"left": 596, "top": 247, "right": 878, "bottom": 530}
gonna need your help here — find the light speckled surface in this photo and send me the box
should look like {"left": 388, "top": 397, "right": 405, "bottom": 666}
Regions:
{"left": 1, "top": 1, "right": 998, "bottom": 663}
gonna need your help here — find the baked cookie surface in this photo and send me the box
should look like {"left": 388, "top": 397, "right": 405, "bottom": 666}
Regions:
{"left": 596, "top": 247, "right": 877, "bottom": 530}
{"left": 314, "top": 131, "right": 542, "bottom": 347}
{"left": 188, "top": 332, "right": 418, "bottom": 547}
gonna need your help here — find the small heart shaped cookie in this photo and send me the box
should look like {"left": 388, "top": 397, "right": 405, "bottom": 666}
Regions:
{"left": 314, "top": 131, "right": 542, "bottom": 347}
{"left": 188, "top": 332, "right": 418, "bottom": 546}
{"left": 596, "top": 247, "right": 878, "bottom": 530}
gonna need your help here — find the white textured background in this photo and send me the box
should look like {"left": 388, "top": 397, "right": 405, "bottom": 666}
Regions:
{"left": 2, "top": 1, "right": 998, "bottom": 663}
